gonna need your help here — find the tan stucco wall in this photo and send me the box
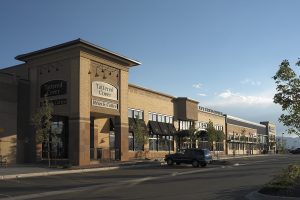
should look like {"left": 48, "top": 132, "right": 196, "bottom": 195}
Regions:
{"left": 226, "top": 123, "right": 259, "bottom": 155}
{"left": 128, "top": 85, "right": 174, "bottom": 121}
{"left": 227, "top": 123, "right": 257, "bottom": 136}
{"left": 127, "top": 85, "right": 176, "bottom": 159}
{"left": 197, "top": 111, "right": 225, "bottom": 128}
{"left": 0, "top": 75, "right": 18, "bottom": 164}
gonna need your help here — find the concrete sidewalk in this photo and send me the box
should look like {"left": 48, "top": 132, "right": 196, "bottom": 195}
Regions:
{"left": 0, "top": 160, "right": 162, "bottom": 180}
{"left": 0, "top": 154, "right": 274, "bottom": 180}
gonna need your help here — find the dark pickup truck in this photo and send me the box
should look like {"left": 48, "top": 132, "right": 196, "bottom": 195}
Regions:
{"left": 165, "top": 148, "right": 212, "bottom": 167}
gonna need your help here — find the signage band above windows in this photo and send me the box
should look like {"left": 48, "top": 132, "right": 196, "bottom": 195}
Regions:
{"left": 92, "top": 98, "right": 118, "bottom": 110}
{"left": 40, "top": 98, "right": 67, "bottom": 106}
{"left": 92, "top": 81, "right": 118, "bottom": 101}
{"left": 40, "top": 80, "right": 67, "bottom": 97}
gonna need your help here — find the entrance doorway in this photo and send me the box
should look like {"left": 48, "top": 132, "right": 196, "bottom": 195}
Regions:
{"left": 90, "top": 116, "right": 117, "bottom": 162}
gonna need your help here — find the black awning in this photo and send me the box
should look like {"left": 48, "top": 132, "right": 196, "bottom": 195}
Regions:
{"left": 158, "top": 122, "right": 169, "bottom": 135}
{"left": 134, "top": 119, "right": 148, "bottom": 132}
{"left": 128, "top": 118, "right": 135, "bottom": 132}
{"left": 176, "top": 130, "right": 190, "bottom": 137}
{"left": 167, "top": 123, "right": 177, "bottom": 134}
{"left": 148, "top": 121, "right": 163, "bottom": 135}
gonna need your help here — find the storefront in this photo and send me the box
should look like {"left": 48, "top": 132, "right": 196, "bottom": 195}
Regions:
{"left": 0, "top": 39, "right": 275, "bottom": 166}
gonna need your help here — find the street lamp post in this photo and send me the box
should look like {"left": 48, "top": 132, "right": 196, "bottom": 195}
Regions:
{"left": 281, "top": 132, "right": 284, "bottom": 153}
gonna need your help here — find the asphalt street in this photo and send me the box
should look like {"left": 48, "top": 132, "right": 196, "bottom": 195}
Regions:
{"left": 0, "top": 154, "right": 299, "bottom": 200}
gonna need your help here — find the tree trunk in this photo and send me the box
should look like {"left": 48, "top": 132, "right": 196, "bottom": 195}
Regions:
{"left": 48, "top": 140, "right": 51, "bottom": 168}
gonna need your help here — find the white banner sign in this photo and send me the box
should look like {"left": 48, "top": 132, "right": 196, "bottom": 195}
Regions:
{"left": 92, "top": 81, "right": 118, "bottom": 101}
{"left": 92, "top": 99, "right": 118, "bottom": 110}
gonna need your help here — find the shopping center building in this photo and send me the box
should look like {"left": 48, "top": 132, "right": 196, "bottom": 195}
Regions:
{"left": 0, "top": 39, "right": 276, "bottom": 166}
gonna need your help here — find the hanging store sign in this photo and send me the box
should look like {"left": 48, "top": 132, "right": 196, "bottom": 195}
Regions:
{"left": 92, "top": 81, "right": 118, "bottom": 101}
{"left": 92, "top": 98, "right": 118, "bottom": 110}
{"left": 40, "top": 80, "right": 67, "bottom": 97}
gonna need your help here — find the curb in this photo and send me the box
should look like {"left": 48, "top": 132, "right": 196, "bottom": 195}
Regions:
{"left": 246, "top": 191, "right": 300, "bottom": 200}
{"left": 0, "top": 162, "right": 162, "bottom": 180}
{"left": 215, "top": 154, "right": 271, "bottom": 160}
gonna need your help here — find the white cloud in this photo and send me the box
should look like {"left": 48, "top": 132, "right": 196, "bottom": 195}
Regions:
{"left": 215, "top": 89, "right": 273, "bottom": 106}
{"left": 192, "top": 83, "right": 203, "bottom": 89}
{"left": 197, "top": 93, "right": 207, "bottom": 97}
{"left": 241, "top": 79, "right": 262, "bottom": 86}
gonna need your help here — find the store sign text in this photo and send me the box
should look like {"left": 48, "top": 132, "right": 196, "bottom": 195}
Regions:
{"left": 40, "top": 98, "right": 67, "bottom": 106}
{"left": 92, "top": 81, "right": 118, "bottom": 101}
{"left": 92, "top": 99, "right": 118, "bottom": 110}
{"left": 40, "top": 80, "right": 67, "bottom": 97}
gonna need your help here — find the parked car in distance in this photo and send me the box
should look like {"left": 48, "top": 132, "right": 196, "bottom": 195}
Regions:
{"left": 290, "top": 148, "right": 300, "bottom": 154}
{"left": 165, "top": 148, "right": 212, "bottom": 167}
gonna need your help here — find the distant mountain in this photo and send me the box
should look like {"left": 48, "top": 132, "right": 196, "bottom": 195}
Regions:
{"left": 280, "top": 136, "right": 300, "bottom": 149}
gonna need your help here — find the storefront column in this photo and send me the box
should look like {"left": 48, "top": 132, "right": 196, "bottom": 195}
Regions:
{"left": 115, "top": 117, "right": 128, "bottom": 161}
{"left": 115, "top": 69, "right": 129, "bottom": 161}
{"left": 69, "top": 117, "right": 90, "bottom": 166}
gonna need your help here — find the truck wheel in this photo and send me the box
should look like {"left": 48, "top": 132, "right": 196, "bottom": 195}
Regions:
{"left": 166, "top": 158, "right": 174, "bottom": 166}
{"left": 192, "top": 160, "right": 199, "bottom": 168}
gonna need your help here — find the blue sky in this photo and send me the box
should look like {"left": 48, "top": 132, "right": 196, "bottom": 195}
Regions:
{"left": 1, "top": 0, "right": 300, "bottom": 136}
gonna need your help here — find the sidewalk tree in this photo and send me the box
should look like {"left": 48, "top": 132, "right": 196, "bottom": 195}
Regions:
{"left": 240, "top": 128, "right": 246, "bottom": 154}
{"left": 206, "top": 120, "right": 217, "bottom": 151}
{"left": 133, "top": 117, "right": 148, "bottom": 157}
{"left": 188, "top": 123, "right": 198, "bottom": 148}
{"left": 32, "top": 97, "right": 55, "bottom": 167}
{"left": 273, "top": 59, "right": 300, "bottom": 138}
{"left": 215, "top": 130, "right": 225, "bottom": 151}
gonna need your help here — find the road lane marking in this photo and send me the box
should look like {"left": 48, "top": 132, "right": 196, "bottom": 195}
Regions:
{"left": 0, "top": 161, "right": 271, "bottom": 200}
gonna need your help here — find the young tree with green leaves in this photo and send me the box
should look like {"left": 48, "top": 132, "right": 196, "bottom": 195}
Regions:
{"left": 188, "top": 123, "right": 198, "bottom": 148}
{"left": 240, "top": 128, "right": 246, "bottom": 155}
{"left": 273, "top": 59, "right": 300, "bottom": 138}
{"left": 206, "top": 120, "right": 217, "bottom": 151}
{"left": 133, "top": 118, "right": 148, "bottom": 156}
{"left": 32, "top": 97, "right": 54, "bottom": 167}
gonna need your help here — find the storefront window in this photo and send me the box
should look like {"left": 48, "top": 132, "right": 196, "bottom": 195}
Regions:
{"left": 128, "top": 108, "right": 144, "bottom": 119}
{"left": 128, "top": 109, "right": 133, "bottom": 118}
{"left": 169, "top": 117, "right": 173, "bottom": 124}
{"left": 148, "top": 113, "right": 152, "bottom": 121}
{"left": 109, "top": 131, "right": 115, "bottom": 149}
{"left": 158, "top": 135, "right": 169, "bottom": 151}
{"left": 168, "top": 136, "right": 174, "bottom": 151}
{"left": 42, "top": 116, "right": 68, "bottom": 159}
{"left": 157, "top": 115, "right": 162, "bottom": 122}
{"left": 128, "top": 132, "right": 134, "bottom": 151}
{"left": 149, "top": 134, "right": 158, "bottom": 151}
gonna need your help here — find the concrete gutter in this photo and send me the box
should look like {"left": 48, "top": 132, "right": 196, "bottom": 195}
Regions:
{"left": 246, "top": 191, "right": 300, "bottom": 200}
{"left": 214, "top": 154, "right": 271, "bottom": 160}
{"left": 0, "top": 162, "right": 162, "bottom": 180}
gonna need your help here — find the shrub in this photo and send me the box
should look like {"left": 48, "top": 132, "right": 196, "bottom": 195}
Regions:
{"left": 260, "top": 164, "right": 300, "bottom": 195}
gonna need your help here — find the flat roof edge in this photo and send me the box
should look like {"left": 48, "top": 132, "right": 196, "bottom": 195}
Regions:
{"left": 128, "top": 83, "right": 175, "bottom": 99}
{"left": 226, "top": 115, "right": 266, "bottom": 128}
{"left": 15, "top": 38, "right": 141, "bottom": 66}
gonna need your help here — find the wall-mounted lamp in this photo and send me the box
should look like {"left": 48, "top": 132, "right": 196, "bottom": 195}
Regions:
{"left": 88, "top": 62, "right": 119, "bottom": 79}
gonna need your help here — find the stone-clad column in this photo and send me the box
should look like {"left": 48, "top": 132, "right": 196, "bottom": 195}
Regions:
{"left": 68, "top": 57, "right": 91, "bottom": 166}
{"left": 115, "top": 69, "right": 129, "bottom": 161}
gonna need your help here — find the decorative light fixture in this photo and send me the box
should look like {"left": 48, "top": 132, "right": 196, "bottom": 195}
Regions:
{"left": 88, "top": 62, "right": 120, "bottom": 79}
{"left": 95, "top": 68, "right": 99, "bottom": 77}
